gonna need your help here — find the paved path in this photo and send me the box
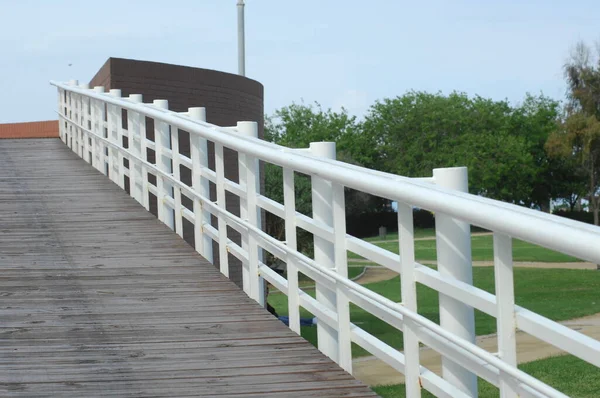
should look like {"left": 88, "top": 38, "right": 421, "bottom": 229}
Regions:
{"left": 349, "top": 261, "right": 597, "bottom": 270}
{"left": 367, "top": 232, "right": 493, "bottom": 244}
{"left": 350, "top": 265, "right": 599, "bottom": 387}
{"left": 353, "top": 312, "right": 600, "bottom": 386}
{"left": 0, "top": 139, "right": 376, "bottom": 398}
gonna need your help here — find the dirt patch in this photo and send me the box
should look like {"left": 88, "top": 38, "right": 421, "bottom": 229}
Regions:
{"left": 353, "top": 267, "right": 398, "bottom": 285}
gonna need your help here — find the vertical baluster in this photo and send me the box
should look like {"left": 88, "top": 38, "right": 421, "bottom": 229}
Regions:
{"left": 494, "top": 233, "right": 518, "bottom": 398}
{"left": 171, "top": 126, "right": 183, "bottom": 238}
{"left": 214, "top": 142, "right": 229, "bottom": 277}
{"left": 139, "top": 106, "right": 149, "bottom": 211}
{"left": 332, "top": 181, "right": 351, "bottom": 373}
{"left": 93, "top": 86, "right": 106, "bottom": 175}
{"left": 67, "top": 90, "right": 73, "bottom": 149}
{"left": 79, "top": 83, "right": 90, "bottom": 163}
{"left": 76, "top": 89, "right": 83, "bottom": 157}
{"left": 309, "top": 141, "right": 338, "bottom": 363}
{"left": 108, "top": 89, "right": 124, "bottom": 189}
{"left": 128, "top": 94, "right": 144, "bottom": 205}
{"left": 237, "top": 126, "right": 251, "bottom": 295}
{"left": 106, "top": 90, "right": 118, "bottom": 182}
{"left": 88, "top": 94, "right": 97, "bottom": 168}
{"left": 68, "top": 80, "right": 78, "bottom": 152}
{"left": 283, "top": 167, "right": 301, "bottom": 334}
{"left": 57, "top": 89, "right": 65, "bottom": 143}
{"left": 153, "top": 99, "right": 174, "bottom": 230}
{"left": 238, "top": 121, "right": 264, "bottom": 305}
{"left": 189, "top": 108, "right": 213, "bottom": 263}
{"left": 398, "top": 202, "right": 421, "bottom": 398}
{"left": 433, "top": 166, "right": 477, "bottom": 397}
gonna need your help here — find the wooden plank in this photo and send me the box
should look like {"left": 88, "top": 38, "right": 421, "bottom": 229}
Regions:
{"left": 0, "top": 139, "right": 377, "bottom": 397}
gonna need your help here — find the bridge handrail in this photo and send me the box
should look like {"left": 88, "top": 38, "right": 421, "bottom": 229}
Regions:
{"left": 52, "top": 80, "right": 600, "bottom": 398}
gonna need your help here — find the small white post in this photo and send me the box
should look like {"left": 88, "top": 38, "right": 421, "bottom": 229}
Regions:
{"left": 153, "top": 99, "right": 175, "bottom": 230}
{"left": 398, "top": 202, "right": 421, "bottom": 398}
{"left": 433, "top": 166, "right": 477, "bottom": 397}
{"left": 237, "top": 121, "right": 264, "bottom": 306}
{"left": 310, "top": 141, "right": 338, "bottom": 363}
{"left": 93, "top": 86, "right": 106, "bottom": 175}
{"left": 189, "top": 107, "right": 213, "bottom": 263}
{"left": 494, "top": 233, "right": 518, "bottom": 398}
{"left": 128, "top": 94, "right": 144, "bottom": 205}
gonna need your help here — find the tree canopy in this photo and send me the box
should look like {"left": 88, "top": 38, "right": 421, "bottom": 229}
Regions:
{"left": 546, "top": 41, "right": 600, "bottom": 224}
{"left": 361, "top": 91, "right": 562, "bottom": 205}
{"left": 261, "top": 53, "right": 596, "bottom": 227}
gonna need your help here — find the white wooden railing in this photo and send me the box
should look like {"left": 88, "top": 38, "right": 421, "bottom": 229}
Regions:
{"left": 52, "top": 80, "right": 600, "bottom": 398}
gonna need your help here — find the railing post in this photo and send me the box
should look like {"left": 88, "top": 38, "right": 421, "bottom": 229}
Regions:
{"left": 109, "top": 89, "right": 124, "bottom": 189}
{"left": 57, "top": 88, "right": 65, "bottom": 143}
{"left": 76, "top": 85, "right": 84, "bottom": 158}
{"left": 127, "top": 94, "right": 144, "bottom": 205}
{"left": 398, "top": 202, "right": 422, "bottom": 397}
{"left": 332, "top": 180, "right": 352, "bottom": 373}
{"left": 237, "top": 121, "right": 265, "bottom": 306}
{"left": 214, "top": 141, "right": 229, "bottom": 277}
{"left": 283, "top": 167, "right": 301, "bottom": 334}
{"left": 79, "top": 83, "right": 90, "bottom": 163}
{"left": 433, "top": 166, "right": 477, "bottom": 397}
{"left": 188, "top": 107, "right": 213, "bottom": 263}
{"left": 494, "top": 233, "right": 518, "bottom": 398}
{"left": 171, "top": 125, "right": 184, "bottom": 238}
{"left": 310, "top": 141, "right": 339, "bottom": 363}
{"left": 67, "top": 80, "right": 78, "bottom": 151}
{"left": 92, "top": 86, "right": 106, "bottom": 175}
{"left": 153, "top": 99, "right": 175, "bottom": 230}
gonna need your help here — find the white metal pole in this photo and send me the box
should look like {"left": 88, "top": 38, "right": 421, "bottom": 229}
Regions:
{"left": 433, "top": 166, "right": 477, "bottom": 397}
{"left": 237, "top": 0, "right": 246, "bottom": 76}
{"left": 310, "top": 141, "right": 338, "bottom": 363}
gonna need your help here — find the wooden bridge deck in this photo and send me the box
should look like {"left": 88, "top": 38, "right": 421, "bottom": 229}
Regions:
{"left": 0, "top": 139, "right": 376, "bottom": 397}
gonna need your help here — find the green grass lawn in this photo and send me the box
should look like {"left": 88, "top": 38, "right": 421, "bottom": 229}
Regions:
{"left": 268, "top": 268, "right": 600, "bottom": 357}
{"left": 350, "top": 234, "right": 581, "bottom": 263}
{"left": 373, "top": 354, "right": 600, "bottom": 397}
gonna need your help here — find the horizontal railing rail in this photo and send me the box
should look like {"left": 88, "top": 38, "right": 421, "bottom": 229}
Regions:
{"left": 52, "top": 79, "right": 600, "bottom": 398}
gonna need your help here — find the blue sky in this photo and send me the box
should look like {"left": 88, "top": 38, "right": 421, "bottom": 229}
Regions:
{"left": 0, "top": 0, "right": 598, "bottom": 123}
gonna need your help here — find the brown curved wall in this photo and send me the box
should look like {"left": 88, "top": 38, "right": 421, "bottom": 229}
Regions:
{"left": 90, "top": 58, "right": 264, "bottom": 288}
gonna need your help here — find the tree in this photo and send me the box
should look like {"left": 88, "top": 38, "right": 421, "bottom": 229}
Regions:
{"left": 265, "top": 102, "right": 376, "bottom": 167}
{"left": 510, "top": 94, "right": 586, "bottom": 210}
{"left": 546, "top": 41, "right": 600, "bottom": 225}
{"left": 361, "top": 91, "right": 538, "bottom": 204}
{"left": 263, "top": 102, "right": 386, "bottom": 261}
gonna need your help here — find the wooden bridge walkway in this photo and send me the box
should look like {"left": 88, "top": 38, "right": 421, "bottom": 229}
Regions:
{"left": 0, "top": 139, "right": 376, "bottom": 397}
